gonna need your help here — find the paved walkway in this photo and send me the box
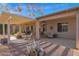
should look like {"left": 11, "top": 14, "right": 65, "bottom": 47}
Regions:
{"left": 0, "top": 39, "right": 78, "bottom": 56}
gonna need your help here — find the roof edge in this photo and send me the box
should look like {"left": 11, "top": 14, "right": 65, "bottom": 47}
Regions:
{"left": 1, "top": 12, "right": 35, "bottom": 20}
{"left": 36, "top": 6, "right": 79, "bottom": 20}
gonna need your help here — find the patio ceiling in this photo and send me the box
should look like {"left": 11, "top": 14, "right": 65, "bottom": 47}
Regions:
{"left": 0, "top": 12, "right": 34, "bottom": 24}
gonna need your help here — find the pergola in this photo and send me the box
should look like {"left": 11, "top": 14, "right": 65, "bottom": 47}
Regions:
{"left": 0, "top": 12, "right": 32, "bottom": 24}
{"left": 0, "top": 12, "right": 37, "bottom": 44}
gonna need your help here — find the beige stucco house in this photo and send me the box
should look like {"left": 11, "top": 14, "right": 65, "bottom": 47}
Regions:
{"left": 35, "top": 6, "right": 79, "bottom": 49}
{"left": 0, "top": 7, "right": 79, "bottom": 49}
{"left": 37, "top": 7, "right": 76, "bottom": 39}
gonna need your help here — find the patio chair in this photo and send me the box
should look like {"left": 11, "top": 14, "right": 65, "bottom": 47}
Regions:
{"left": 47, "top": 33, "right": 58, "bottom": 38}
{"left": 44, "top": 32, "right": 53, "bottom": 38}
{"left": 14, "top": 32, "right": 22, "bottom": 39}
{"left": 47, "top": 32, "right": 53, "bottom": 38}
{"left": 22, "top": 33, "right": 33, "bottom": 40}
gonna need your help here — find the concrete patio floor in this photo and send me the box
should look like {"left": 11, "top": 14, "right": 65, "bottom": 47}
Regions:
{"left": 40, "top": 38, "right": 76, "bottom": 48}
{"left": 0, "top": 39, "right": 78, "bottom": 56}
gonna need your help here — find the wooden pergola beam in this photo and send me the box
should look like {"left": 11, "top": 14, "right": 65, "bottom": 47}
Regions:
{"left": 0, "top": 12, "right": 32, "bottom": 24}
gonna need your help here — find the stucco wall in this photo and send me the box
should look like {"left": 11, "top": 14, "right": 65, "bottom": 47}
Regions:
{"left": 40, "top": 16, "right": 76, "bottom": 39}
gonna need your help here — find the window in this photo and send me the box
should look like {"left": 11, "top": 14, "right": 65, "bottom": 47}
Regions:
{"left": 15, "top": 25, "right": 19, "bottom": 33}
{"left": 31, "top": 26, "right": 33, "bottom": 31}
{"left": 57, "top": 23, "right": 68, "bottom": 32}
{"left": 0, "top": 24, "right": 3, "bottom": 34}
{"left": 43, "top": 24, "right": 47, "bottom": 32}
{"left": 5, "top": 24, "right": 7, "bottom": 34}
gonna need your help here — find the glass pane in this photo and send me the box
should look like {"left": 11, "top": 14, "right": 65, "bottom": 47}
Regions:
{"left": 5, "top": 24, "right": 7, "bottom": 35}
{"left": 0, "top": 24, "right": 3, "bottom": 34}
{"left": 62, "top": 23, "right": 68, "bottom": 32}
{"left": 57, "top": 23, "right": 62, "bottom": 32}
{"left": 15, "top": 25, "right": 19, "bottom": 33}
{"left": 57, "top": 23, "right": 68, "bottom": 32}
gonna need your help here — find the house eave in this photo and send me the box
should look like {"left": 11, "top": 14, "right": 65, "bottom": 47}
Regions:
{"left": 36, "top": 6, "right": 79, "bottom": 20}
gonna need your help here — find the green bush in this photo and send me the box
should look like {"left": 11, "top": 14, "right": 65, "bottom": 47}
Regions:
{"left": 11, "top": 32, "right": 16, "bottom": 35}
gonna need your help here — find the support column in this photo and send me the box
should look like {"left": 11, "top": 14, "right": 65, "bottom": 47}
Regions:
{"left": 29, "top": 25, "right": 31, "bottom": 31}
{"left": 3, "top": 24, "right": 5, "bottom": 36}
{"left": 25, "top": 25, "right": 26, "bottom": 32}
{"left": 7, "top": 20, "right": 10, "bottom": 44}
{"left": 19, "top": 24, "right": 22, "bottom": 33}
{"left": 76, "top": 12, "right": 79, "bottom": 49}
{"left": 33, "top": 25, "right": 36, "bottom": 39}
{"left": 35, "top": 21, "right": 40, "bottom": 40}
{"left": 13, "top": 25, "right": 15, "bottom": 33}
{"left": 7, "top": 16, "right": 12, "bottom": 45}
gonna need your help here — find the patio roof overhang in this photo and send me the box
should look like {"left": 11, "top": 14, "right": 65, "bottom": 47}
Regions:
{"left": 0, "top": 12, "right": 34, "bottom": 24}
{"left": 36, "top": 7, "right": 79, "bottom": 21}
{"left": 22, "top": 20, "right": 37, "bottom": 25}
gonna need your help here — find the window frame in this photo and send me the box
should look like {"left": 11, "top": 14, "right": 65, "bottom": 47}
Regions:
{"left": 57, "top": 22, "right": 68, "bottom": 32}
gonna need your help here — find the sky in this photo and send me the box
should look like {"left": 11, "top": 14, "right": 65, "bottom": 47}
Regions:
{"left": 0, "top": 3, "right": 79, "bottom": 19}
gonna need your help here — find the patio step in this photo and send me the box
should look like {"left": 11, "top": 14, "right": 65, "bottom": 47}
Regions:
{"left": 50, "top": 46, "right": 66, "bottom": 56}
{"left": 43, "top": 44, "right": 58, "bottom": 56}
{"left": 8, "top": 45, "right": 26, "bottom": 56}
{"left": 12, "top": 41, "right": 48, "bottom": 50}
{"left": 67, "top": 49, "right": 73, "bottom": 56}
{"left": 8, "top": 40, "right": 73, "bottom": 56}
{"left": 40, "top": 42, "right": 52, "bottom": 48}
{"left": 10, "top": 40, "right": 48, "bottom": 52}
{"left": 43, "top": 43, "right": 53, "bottom": 49}
{"left": 61, "top": 48, "right": 70, "bottom": 56}
{"left": 12, "top": 43, "right": 27, "bottom": 47}
{"left": 39, "top": 40, "right": 72, "bottom": 56}
{"left": 40, "top": 41, "right": 48, "bottom": 46}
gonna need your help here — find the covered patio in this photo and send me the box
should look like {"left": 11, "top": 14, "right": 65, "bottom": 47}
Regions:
{"left": 0, "top": 12, "right": 76, "bottom": 56}
{"left": 35, "top": 7, "right": 79, "bottom": 50}
{"left": 0, "top": 12, "right": 36, "bottom": 44}
{"left": 38, "top": 13, "right": 76, "bottom": 49}
{"left": 0, "top": 7, "right": 79, "bottom": 56}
